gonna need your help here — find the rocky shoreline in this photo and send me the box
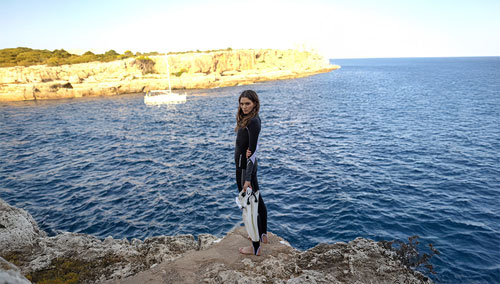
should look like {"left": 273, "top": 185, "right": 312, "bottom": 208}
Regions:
{"left": 0, "top": 198, "right": 433, "bottom": 283}
{"left": 0, "top": 49, "right": 339, "bottom": 102}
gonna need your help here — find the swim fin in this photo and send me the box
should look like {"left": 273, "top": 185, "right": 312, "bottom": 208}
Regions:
{"left": 238, "top": 188, "right": 260, "bottom": 243}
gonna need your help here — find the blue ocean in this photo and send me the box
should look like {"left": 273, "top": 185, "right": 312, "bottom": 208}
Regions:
{"left": 1, "top": 57, "right": 499, "bottom": 283}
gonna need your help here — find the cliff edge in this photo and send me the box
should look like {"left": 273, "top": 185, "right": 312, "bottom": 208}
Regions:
{"left": 0, "top": 198, "right": 432, "bottom": 284}
{"left": 0, "top": 49, "right": 339, "bottom": 102}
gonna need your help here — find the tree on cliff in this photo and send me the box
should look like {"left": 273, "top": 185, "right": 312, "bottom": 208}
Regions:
{"left": 131, "top": 56, "right": 156, "bottom": 74}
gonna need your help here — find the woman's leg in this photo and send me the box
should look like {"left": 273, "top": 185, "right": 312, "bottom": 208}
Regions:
{"left": 257, "top": 194, "right": 268, "bottom": 243}
{"left": 251, "top": 162, "right": 268, "bottom": 243}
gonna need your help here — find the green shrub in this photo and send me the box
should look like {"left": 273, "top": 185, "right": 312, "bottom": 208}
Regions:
{"left": 46, "top": 57, "right": 63, "bottom": 66}
{"left": 104, "top": 49, "right": 119, "bottom": 57}
{"left": 379, "top": 235, "right": 440, "bottom": 280}
{"left": 15, "top": 50, "right": 48, "bottom": 66}
{"left": 52, "top": 49, "right": 71, "bottom": 58}
{"left": 0, "top": 47, "right": 29, "bottom": 65}
{"left": 0, "top": 62, "right": 16, "bottom": 67}
{"left": 131, "top": 56, "right": 156, "bottom": 74}
{"left": 26, "top": 256, "right": 122, "bottom": 284}
{"left": 172, "top": 68, "right": 188, "bottom": 77}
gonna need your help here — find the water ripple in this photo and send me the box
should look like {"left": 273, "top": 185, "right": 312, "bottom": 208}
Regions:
{"left": 1, "top": 57, "right": 500, "bottom": 283}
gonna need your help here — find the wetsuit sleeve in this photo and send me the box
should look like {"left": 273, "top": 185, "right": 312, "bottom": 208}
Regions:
{"left": 245, "top": 117, "right": 260, "bottom": 182}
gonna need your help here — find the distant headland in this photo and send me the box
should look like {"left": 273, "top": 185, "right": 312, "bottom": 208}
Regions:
{"left": 0, "top": 48, "right": 340, "bottom": 102}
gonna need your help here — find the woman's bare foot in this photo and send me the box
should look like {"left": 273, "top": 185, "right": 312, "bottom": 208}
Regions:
{"left": 239, "top": 246, "right": 260, "bottom": 256}
{"left": 261, "top": 234, "right": 268, "bottom": 244}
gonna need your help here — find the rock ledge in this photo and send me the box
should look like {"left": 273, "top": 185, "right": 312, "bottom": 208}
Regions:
{"left": 0, "top": 199, "right": 431, "bottom": 283}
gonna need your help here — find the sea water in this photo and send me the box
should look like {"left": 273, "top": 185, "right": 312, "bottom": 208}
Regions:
{"left": 1, "top": 57, "right": 499, "bottom": 283}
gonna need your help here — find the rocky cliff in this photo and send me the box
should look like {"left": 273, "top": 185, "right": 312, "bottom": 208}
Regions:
{"left": 0, "top": 199, "right": 432, "bottom": 284}
{"left": 0, "top": 49, "right": 339, "bottom": 102}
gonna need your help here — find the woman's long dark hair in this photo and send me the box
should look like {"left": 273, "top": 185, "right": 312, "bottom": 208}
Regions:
{"left": 235, "top": 90, "right": 260, "bottom": 131}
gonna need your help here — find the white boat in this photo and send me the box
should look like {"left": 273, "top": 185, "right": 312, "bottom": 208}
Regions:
{"left": 144, "top": 90, "right": 186, "bottom": 105}
{"left": 144, "top": 53, "right": 186, "bottom": 105}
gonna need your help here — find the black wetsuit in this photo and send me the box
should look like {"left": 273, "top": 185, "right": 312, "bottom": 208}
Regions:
{"left": 235, "top": 115, "right": 267, "bottom": 255}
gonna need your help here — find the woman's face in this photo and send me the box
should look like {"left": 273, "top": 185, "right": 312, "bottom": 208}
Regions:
{"left": 240, "top": 97, "right": 255, "bottom": 115}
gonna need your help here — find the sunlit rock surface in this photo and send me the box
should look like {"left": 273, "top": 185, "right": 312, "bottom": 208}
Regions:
{"left": 0, "top": 49, "right": 340, "bottom": 101}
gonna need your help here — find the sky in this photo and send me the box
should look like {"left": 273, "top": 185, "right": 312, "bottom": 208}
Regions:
{"left": 0, "top": 0, "right": 499, "bottom": 59}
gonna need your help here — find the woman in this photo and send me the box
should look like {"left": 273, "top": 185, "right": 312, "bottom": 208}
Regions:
{"left": 234, "top": 90, "right": 268, "bottom": 256}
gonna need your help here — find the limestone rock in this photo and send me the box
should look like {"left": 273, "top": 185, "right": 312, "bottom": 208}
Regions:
{"left": 0, "top": 199, "right": 46, "bottom": 252}
{"left": 0, "top": 199, "right": 432, "bottom": 284}
{"left": 0, "top": 49, "right": 339, "bottom": 101}
{"left": 0, "top": 198, "right": 202, "bottom": 282}
{"left": 197, "top": 234, "right": 221, "bottom": 250}
{"left": 295, "top": 238, "right": 432, "bottom": 284}
{"left": 0, "top": 257, "right": 31, "bottom": 284}
{"left": 287, "top": 270, "right": 341, "bottom": 284}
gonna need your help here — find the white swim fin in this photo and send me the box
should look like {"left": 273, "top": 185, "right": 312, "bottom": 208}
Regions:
{"left": 238, "top": 188, "right": 260, "bottom": 242}
{"left": 235, "top": 196, "right": 242, "bottom": 209}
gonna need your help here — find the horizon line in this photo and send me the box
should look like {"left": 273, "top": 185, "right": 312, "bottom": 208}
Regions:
{"left": 330, "top": 55, "right": 500, "bottom": 60}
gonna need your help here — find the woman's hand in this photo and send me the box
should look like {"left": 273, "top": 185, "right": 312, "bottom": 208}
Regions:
{"left": 243, "top": 181, "right": 252, "bottom": 191}
{"left": 246, "top": 149, "right": 252, "bottom": 158}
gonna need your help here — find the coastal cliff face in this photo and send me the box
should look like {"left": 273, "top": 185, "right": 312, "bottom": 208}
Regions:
{"left": 0, "top": 49, "right": 339, "bottom": 102}
{"left": 0, "top": 199, "right": 432, "bottom": 284}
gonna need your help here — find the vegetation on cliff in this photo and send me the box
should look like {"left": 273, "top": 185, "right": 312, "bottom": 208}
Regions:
{"left": 130, "top": 56, "right": 156, "bottom": 75}
{"left": 0, "top": 47, "right": 154, "bottom": 67}
{"left": 0, "top": 47, "right": 235, "bottom": 68}
{"left": 380, "top": 235, "right": 440, "bottom": 281}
